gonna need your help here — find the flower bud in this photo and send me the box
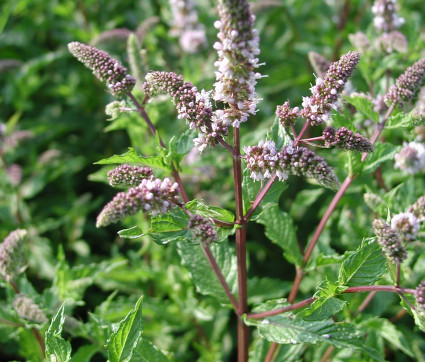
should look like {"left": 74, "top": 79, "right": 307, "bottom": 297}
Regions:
{"left": 0, "top": 229, "right": 27, "bottom": 282}
{"left": 323, "top": 126, "right": 374, "bottom": 153}
{"left": 394, "top": 141, "right": 425, "bottom": 174}
{"left": 13, "top": 294, "right": 48, "bottom": 324}
{"left": 372, "top": 219, "right": 407, "bottom": 264}
{"left": 415, "top": 280, "right": 425, "bottom": 313}
{"left": 188, "top": 215, "right": 218, "bottom": 245}
{"left": 107, "top": 164, "right": 153, "bottom": 188}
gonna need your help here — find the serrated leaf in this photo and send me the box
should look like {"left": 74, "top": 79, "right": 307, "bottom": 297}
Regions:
{"left": 185, "top": 199, "right": 235, "bottom": 222}
{"left": 132, "top": 339, "right": 168, "bottom": 361}
{"left": 298, "top": 281, "right": 346, "bottom": 321}
{"left": 177, "top": 240, "right": 238, "bottom": 305}
{"left": 257, "top": 206, "right": 303, "bottom": 266}
{"left": 385, "top": 111, "right": 414, "bottom": 129}
{"left": 267, "top": 117, "right": 291, "bottom": 150}
{"left": 106, "top": 295, "right": 144, "bottom": 362}
{"left": 247, "top": 277, "right": 291, "bottom": 305}
{"left": 149, "top": 208, "right": 191, "bottom": 245}
{"left": 94, "top": 147, "right": 168, "bottom": 171}
{"left": 338, "top": 238, "right": 386, "bottom": 287}
{"left": 242, "top": 169, "right": 287, "bottom": 219}
{"left": 344, "top": 95, "right": 379, "bottom": 123}
{"left": 330, "top": 110, "right": 356, "bottom": 130}
{"left": 45, "top": 304, "right": 72, "bottom": 362}
{"left": 346, "top": 151, "right": 363, "bottom": 177}
{"left": 245, "top": 315, "right": 361, "bottom": 348}
{"left": 362, "top": 318, "right": 414, "bottom": 357}
{"left": 363, "top": 143, "right": 401, "bottom": 173}
{"left": 118, "top": 226, "right": 144, "bottom": 239}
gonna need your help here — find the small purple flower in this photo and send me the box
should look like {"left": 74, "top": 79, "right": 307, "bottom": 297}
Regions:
{"left": 96, "top": 177, "right": 180, "bottom": 227}
{"left": 384, "top": 58, "right": 425, "bottom": 107}
{"left": 188, "top": 215, "right": 218, "bottom": 245}
{"left": 143, "top": 72, "right": 225, "bottom": 151}
{"left": 107, "top": 164, "right": 153, "bottom": 188}
{"left": 243, "top": 140, "right": 283, "bottom": 181}
{"left": 375, "top": 31, "right": 407, "bottom": 54}
{"left": 391, "top": 212, "right": 420, "bottom": 241}
{"left": 0, "top": 229, "right": 27, "bottom": 282}
{"left": 323, "top": 126, "right": 374, "bottom": 153}
{"left": 279, "top": 144, "right": 340, "bottom": 190}
{"left": 394, "top": 141, "right": 425, "bottom": 174}
{"left": 372, "top": 0, "right": 405, "bottom": 34}
{"left": 301, "top": 51, "right": 360, "bottom": 126}
{"left": 68, "top": 42, "right": 136, "bottom": 97}
{"left": 372, "top": 218, "right": 407, "bottom": 264}
{"left": 13, "top": 294, "right": 48, "bottom": 324}
{"left": 415, "top": 280, "right": 425, "bottom": 313}
{"left": 408, "top": 195, "right": 425, "bottom": 222}
{"left": 307, "top": 51, "right": 330, "bottom": 78}
{"left": 276, "top": 101, "right": 300, "bottom": 126}
{"left": 213, "top": 0, "right": 262, "bottom": 127}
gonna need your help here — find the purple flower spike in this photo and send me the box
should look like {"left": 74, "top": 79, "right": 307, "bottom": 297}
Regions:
{"left": 385, "top": 59, "right": 425, "bottom": 107}
{"left": 415, "top": 280, "right": 425, "bottom": 313}
{"left": 301, "top": 51, "right": 360, "bottom": 126}
{"left": 0, "top": 229, "right": 27, "bottom": 282}
{"left": 96, "top": 177, "right": 180, "bottom": 227}
{"left": 68, "top": 41, "right": 136, "bottom": 96}
{"left": 323, "top": 126, "right": 374, "bottom": 153}
{"left": 372, "top": 218, "right": 407, "bottom": 264}
{"left": 13, "top": 294, "right": 48, "bottom": 324}
{"left": 279, "top": 144, "right": 340, "bottom": 190}
{"left": 188, "top": 215, "right": 218, "bottom": 245}
{"left": 276, "top": 101, "right": 300, "bottom": 126}
{"left": 408, "top": 195, "right": 425, "bottom": 221}
{"left": 372, "top": 0, "right": 405, "bottom": 34}
{"left": 107, "top": 164, "right": 153, "bottom": 188}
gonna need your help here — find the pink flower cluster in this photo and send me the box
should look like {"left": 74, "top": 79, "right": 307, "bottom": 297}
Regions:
{"left": 96, "top": 177, "right": 180, "bottom": 227}
{"left": 107, "top": 164, "right": 153, "bottom": 188}
{"left": 188, "top": 215, "right": 218, "bottom": 245}
{"left": 322, "top": 126, "right": 374, "bottom": 153}
{"left": 372, "top": 218, "right": 407, "bottom": 264}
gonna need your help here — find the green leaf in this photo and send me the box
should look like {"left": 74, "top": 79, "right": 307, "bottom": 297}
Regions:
{"left": 257, "top": 206, "right": 303, "bottom": 266}
{"left": 132, "top": 339, "right": 169, "bottom": 361}
{"left": 245, "top": 315, "right": 362, "bottom": 349}
{"left": 118, "top": 226, "right": 144, "bottom": 239}
{"left": 330, "top": 110, "right": 356, "bottom": 131}
{"left": 45, "top": 304, "right": 72, "bottom": 362}
{"left": 247, "top": 277, "right": 292, "bottom": 305}
{"left": 164, "top": 130, "right": 195, "bottom": 168}
{"left": 106, "top": 295, "right": 144, "bottom": 362}
{"left": 267, "top": 117, "right": 291, "bottom": 150}
{"left": 185, "top": 199, "right": 235, "bottom": 223}
{"left": 298, "top": 281, "right": 346, "bottom": 321}
{"left": 242, "top": 169, "right": 287, "bottom": 219}
{"left": 71, "top": 345, "right": 101, "bottom": 362}
{"left": 95, "top": 147, "right": 169, "bottom": 171}
{"left": 363, "top": 143, "right": 401, "bottom": 174}
{"left": 346, "top": 151, "right": 363, "bottom": 177}
{"left": 361, "top": 318, "right": 414, "bottom": 357}
{"left": 338, "top": 238, "right": 386, "bottom": 287}
{"left": 149, "top": 208, "right": 191, "bottom": 245}
{"left": 344, "top": 95, "right": 379, "bottom": 123}
{"left": 385, "top": 111, "right": 414, "bottom": 129}
{"left": 177, "top": 240, "right": 238, "bottom": 305}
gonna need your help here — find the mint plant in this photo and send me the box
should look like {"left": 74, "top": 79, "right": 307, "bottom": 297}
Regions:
{"left": 2, "top": 0, "right": 425, "bottom": 360}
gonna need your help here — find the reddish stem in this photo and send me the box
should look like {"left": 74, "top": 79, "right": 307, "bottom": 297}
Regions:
{"left": 243, "top": 174, "right": 278, "bottom": 221}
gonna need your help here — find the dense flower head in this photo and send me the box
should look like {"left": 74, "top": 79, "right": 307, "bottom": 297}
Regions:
{"left": 371, "top": 0, "right": 405, "bottom": 34}
{"left": 169, "top": 0, "right": 207, "bottom": 53}
{"left": 279, "top": 144, "right": 340, "bottom": 190}
{"left": 415, "top": 280, "right": 425, "bottom": 313}
{"left": 391, "top": 212, "right": 420, "bottom": 241}
{"left": 188, "top": 215, "right": 218, "bottom": 245}
{"left": 96, "top": 177, "right": 180, "bottom": 227}
{"left": 394, "top": 141, "right": 425, "bottom": 174}
{"left": 143, "top": 71, "right": 227, "bottom": 151}
{"left": 13, "top": 294, "right": 48, "bottom": 324}
{"left": 68, "top": 42, "right": 136, "bottom": 96}
{"left": 243, "top": 140, "right": 283, "bottom": 181}
{"left": 4, "top": 130, "right": 34, "bottom": 152}
{"left": 105, "top": 100, "right": 127, "bottom": 120}
{"left": 213, "top": 0, "right": 262, "bottom": 127}
{"left": 0, "top": 229, "right": 27, "bottom": 282}
{"left": 276, "top": 101, "right": 300, "bottom": 126}
{"left": 372, "top": 218, "right": 407, "bottom": 264}
{"left": 408, "top": 195, "right": 425, "bottom": 221}
{"left": 384, "top": 59, "right": 425, "bottom": 107}
{"left": 107, "top": 164, "right": 153, "bottom": 188}
{"left": 308, "top": 51, "right": 330, "bottom": 78}
{"left": 322, "top": 126, "right": 374, "bottom": 153}
{"left": 301, "top": 51, "right": 360, "bottom": 126}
